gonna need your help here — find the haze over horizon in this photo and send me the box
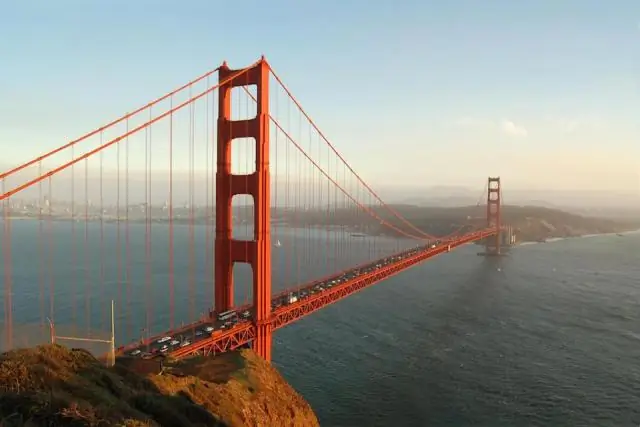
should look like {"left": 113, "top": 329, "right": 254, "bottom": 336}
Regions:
{"left": 3, "top": 165, "right": 638, "bottom": 212}
{"left": 1, "top": 1, "right": 639, "bottom": 199}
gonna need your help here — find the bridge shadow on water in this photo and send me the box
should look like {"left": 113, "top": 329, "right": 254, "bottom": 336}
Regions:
{"left": 366, "top": 256, "right": 513, "bottom": 425}
{"left": 271, "top": 245, "right": 515, "bottom": 426}
{"left": 302, "top": 248, "right": 518, "bottom": 425}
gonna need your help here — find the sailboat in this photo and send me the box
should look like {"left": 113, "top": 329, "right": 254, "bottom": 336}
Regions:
{"left": 274, "top": 239, "right": 282, "bottom": 248}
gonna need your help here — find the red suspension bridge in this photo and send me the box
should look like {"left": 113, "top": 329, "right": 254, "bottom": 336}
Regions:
{"left": 0, "top": 57, "right": 509, "bottom": 363}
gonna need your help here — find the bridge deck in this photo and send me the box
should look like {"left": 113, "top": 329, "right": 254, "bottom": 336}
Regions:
{"left": 117, "top": 228, "right": 496, "bottom": 360}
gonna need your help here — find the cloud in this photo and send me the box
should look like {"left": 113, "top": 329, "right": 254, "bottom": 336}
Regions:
{"left": 500, "top": 120, "right": 528, "bottom": 137}
{"left": 452, "top": 117, "right": 528, "bottom": 138}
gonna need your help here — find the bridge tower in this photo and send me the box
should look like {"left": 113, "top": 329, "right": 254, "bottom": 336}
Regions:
{"left": 485, "top": 177, "right": 502, "bottom": 255}
{"left": 215, "top": 58, "right": 273, "bottom": 361}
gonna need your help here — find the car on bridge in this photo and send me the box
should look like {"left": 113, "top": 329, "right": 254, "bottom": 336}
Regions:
{"left": 122, "top": 240, "right": 457, "bottom": 360}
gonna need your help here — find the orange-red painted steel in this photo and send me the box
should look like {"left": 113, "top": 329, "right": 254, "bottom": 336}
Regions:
{"left": 486, "top": 177, "right": 502, "bottom": 254}
{"left": 215, "top": 58, "right": 273, "bottom": 360}
{"left": 170, "top": 323, "right": 256, "bottom": 359}
{"left": 163, "top": 228, "right": 496, "bottom": 360}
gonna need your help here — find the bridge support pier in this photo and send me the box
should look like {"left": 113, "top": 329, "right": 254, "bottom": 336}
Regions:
{"left": 254, "top": 321, "right": 273, "bottom": 361}
{"left": 215, "top": 57, "right": 273, "bottom": 361}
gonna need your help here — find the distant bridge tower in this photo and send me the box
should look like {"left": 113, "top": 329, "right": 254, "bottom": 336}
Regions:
{"left": 215, "top": 58, "right": 273, "bottom": 361}
{"left": 484, "top": 177, "right": 502, "bottom": 255}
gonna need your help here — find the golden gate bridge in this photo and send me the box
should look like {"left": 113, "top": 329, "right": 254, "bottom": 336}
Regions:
{"left": 0, "top": 57, "right": 509, "bottom": 363}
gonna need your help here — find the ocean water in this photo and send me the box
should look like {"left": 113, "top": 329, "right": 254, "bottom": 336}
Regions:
{"left": 274, "top": 232, "right": 640, "bottom": 426}
{"left": 2, "top": 221, "right": 640, "bottom": 426}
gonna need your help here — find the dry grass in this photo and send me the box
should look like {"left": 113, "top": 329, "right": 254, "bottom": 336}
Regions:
{"left": 152, "top": 350, "right": 319, "bottom": 427}
{"left": 0, "top": 345, "right": 318, "bottom": 427}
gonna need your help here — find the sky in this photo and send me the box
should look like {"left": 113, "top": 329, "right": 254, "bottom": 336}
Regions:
{"left": 1, "top": 0, "right": 639, "bottom": 198}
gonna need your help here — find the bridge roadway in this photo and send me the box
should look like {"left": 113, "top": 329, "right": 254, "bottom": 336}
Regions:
{"left": 117, "top": 228, "right": 497, "bottom": 360}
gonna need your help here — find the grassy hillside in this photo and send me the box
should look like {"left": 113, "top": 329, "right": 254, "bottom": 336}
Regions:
{"left": 0, "top": 345, "right": 318, "bottom": 427}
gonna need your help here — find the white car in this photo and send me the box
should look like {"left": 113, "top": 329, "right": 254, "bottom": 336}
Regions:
{"left": 169, "top": 340, "right": 180, "bottom": 346}
{"left": 129, "top": 349, "right": 141, "bottom": 356}
{"left": 157, "top": 336, "right": 172, "bottom": 344}
{"left": 205, "top": 326, "right": 214, "bottom": 333}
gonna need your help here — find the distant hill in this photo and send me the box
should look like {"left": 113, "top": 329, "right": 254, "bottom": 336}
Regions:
{"left": 494, "top": 205, "right": 639, "bottom": 242}
{"left": 280, "top": 204, "right": 640, "bottom": 242}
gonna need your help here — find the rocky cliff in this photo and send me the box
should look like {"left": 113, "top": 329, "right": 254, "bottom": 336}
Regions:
{"left": 0, "top": 345, "right": 319, "bottom": 427}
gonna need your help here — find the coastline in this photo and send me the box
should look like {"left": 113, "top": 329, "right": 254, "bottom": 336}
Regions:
{"left": 515, "top": 228, "right": 640, "bottom": 247}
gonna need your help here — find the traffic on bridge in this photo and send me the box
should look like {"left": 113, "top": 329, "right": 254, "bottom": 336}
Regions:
{"left": 119, "top": 228, "right": 495, "bottom": 360}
